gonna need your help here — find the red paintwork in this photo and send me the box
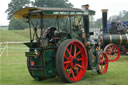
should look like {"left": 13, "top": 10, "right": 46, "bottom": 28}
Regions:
{"left": 63, "top": 41, "right": 88, "bottom": 82}
{"left": 31, "top": 61, "right": 35, "bottom": 66}
{"left": 104, "top": 44, "right": 120, "bottom": 62}
{"left": 98, "top": 52, "right": 108, "bottom": 74}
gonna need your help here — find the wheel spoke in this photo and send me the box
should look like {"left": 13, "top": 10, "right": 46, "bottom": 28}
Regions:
{"left": 67, "top": 69, "right": 72, "bottom": 77}
{"left": 111, "top": 46, "right": 114, "bottom": 50}
{"left": 100, "top": 56, "right": 105, "bottom": 61}
{"left": 76, "top": 64, "right": 84, "bottom": 69}
{"left": 110, "top": 47, "right": 112, "bottom": 51}
{"left": 74, "top": 45, "right": 77, "bottom": 56}
{"left": 100, "top": 56, "right": 103, "bottom": 60}
{"left": 72, "top": 70, "right": 75, "bottom": 78}
{"left": 77, "top": 58, "right": 82, "bottom": 61}
{"left": 105, "top": 50, "right": 109, "bottom": 54}
{"left": 74, "top": 65, "right": 79, "bottom": 74}
{"left": 74, "top": 51, "right": 81, "bottom": 57}
{"left": 113, "top": 48, "right": 117, "bottom": 52}
{"left": 64, "top": 64, "right": 69, "bottom": 71}
{"left": 64, "top": 61, "right": 71, "bottom": 64}
{"left": 100, "top": 61, "right": 103, "bottom": 64}
{"left": 101, "top": 65, "right": 104, "bottom": 71}
{"left": 112, "top": 55, "right": 115, "bottom": 59}
{"left": 64, "top": 55, "right": 68, "bottom": 60}
{"left": 103, "top": 58, "right": 105, "bottom": 62}
{"left": 66, "top": 48, "right": 72, "bottom": 57}
{"left": 106, "top": 48, "right": 110, "bottom": 52}
{"left": 109, "top": 55, "right": 112, "bottom": 59}
{"left": 99, "top": 65, "right": 104, "bottom": 72}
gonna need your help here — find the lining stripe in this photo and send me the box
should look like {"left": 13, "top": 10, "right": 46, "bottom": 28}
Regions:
{"left": 126, "top": 34, "right": 128, "bottom": 45}
{"left": 110, "top": 35, "right": 112, "bottom": 43}
{"left": 120, "top": 35, "right": 122, "bottom": 45}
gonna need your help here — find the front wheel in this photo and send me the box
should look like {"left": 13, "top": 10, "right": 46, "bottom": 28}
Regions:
{"left": 56, "top": 39, "right": 88, "bottom": 82}
{"left": 97, "top": 51, "right": 108, "bottom": 74}
{"left": 104, "top": 44, "right": 120, "bottom": 62}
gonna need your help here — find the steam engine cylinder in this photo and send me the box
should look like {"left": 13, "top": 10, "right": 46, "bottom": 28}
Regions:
{"left": 100, "top": 34, "right": 128, "bottom": 45}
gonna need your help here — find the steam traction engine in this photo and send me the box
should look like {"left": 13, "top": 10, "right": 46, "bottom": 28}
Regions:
{"left": 13, "top": 5, "right": 109, "bottom": 82}
{"left": 100, "top": 10, "right": 128, "bottom": 62}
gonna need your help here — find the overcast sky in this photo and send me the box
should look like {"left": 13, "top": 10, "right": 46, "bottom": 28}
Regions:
{"left": 0, "top": 0, "right": 128, "bottom": 25}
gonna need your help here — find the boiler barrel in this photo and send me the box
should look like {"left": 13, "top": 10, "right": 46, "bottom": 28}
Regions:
{"left": 100, "top": 34, "right": 128, "bottom": 45}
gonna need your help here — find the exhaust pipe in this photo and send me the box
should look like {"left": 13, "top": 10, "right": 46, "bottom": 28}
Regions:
{"left": 102, "top": 9, "right": 108, "bottom": 34}
{"left": 82, "top": 4, "right": 89, "bottom": 39}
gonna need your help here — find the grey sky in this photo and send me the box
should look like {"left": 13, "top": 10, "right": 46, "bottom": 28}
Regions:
{"left": 0, "top": 0, "right": 128, "bottom": 25}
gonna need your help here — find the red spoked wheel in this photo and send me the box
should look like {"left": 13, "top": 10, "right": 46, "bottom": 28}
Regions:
{"left": 104, "top": 44, "right": 120, "bottom": 62}
{"left": 97, "top": 51, "right": 108, "bottom": 74}
{"left": 56, "top": 39, "right": 88, "bottom": 82}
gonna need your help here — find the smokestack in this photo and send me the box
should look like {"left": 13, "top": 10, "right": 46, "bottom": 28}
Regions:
{"left": 82, "top": 4, "right": 89, "bottom": 39}
{"left": 102, "top": 9, "right": 108, "bottom": 34}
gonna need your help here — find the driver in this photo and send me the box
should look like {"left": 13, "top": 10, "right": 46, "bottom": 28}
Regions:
{"left": 40, "top": 27, "right": 56, "bottom": 47}
{"left": 43, "top": 27, "right": 57, "bottom": 40}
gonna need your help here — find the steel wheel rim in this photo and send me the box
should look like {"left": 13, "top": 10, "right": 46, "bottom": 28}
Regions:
{"left": 104, "top": 44, "right": 120, "bottom": 62}
{"left": 63, "top": 41, "right": 87, "bottom": 82}
{"left": 98, "top": 52, "right": 108, "bottom": 74}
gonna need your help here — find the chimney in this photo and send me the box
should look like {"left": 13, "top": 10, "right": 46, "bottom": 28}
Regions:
{"left": 82, "top": 4, "right": 89, "bottom": 39}
{"left": 102, "top": 9, "right": 108, "bottom": 34}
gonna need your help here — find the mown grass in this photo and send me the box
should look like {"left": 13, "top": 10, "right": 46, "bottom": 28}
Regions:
{"left": 0, "top": 44, "right": 128, "bottom": 85}
{"left": 0, "top": 29, "right": 30, "bottom": 42}
{"left": 0, "top": 30, "right": 128, "bottom": 85}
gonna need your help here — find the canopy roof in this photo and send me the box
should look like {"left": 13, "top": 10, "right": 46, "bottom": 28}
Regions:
{"left": 13, "top": 7, "right": 95, "bottom": 19}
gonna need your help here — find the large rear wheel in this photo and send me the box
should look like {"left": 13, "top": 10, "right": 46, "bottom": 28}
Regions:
{"left": 56, "top": 39, "right": 88, "bottom": 82}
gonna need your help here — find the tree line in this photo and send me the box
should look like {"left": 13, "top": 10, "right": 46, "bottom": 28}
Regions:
{"left": 6, "top": 0, "right": 128, "bottom": 30}
{"left": 94, "top": 10, "right": 128, "bottom": 28}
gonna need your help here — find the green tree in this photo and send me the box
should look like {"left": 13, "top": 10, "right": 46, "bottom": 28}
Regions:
{"left": 6, "top": 0, "right": 30, "bottom": 20}
{"left": 6, "top": 0, "right": 30, "bottom": 30}
{"left": 34, "top": 0, "right": 73, "bottom": 8}
{"left": 123, "top": 12, "right": 128, "bottom": 21}
{"left": 95, "top": 18, "right": 102, "bottom": 28}
{"left": 9, "top": 18, "right": 28, "bottom": 30}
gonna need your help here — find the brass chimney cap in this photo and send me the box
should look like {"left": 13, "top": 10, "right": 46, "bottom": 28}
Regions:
{"left": 102, "top": 9, "right": 108, "bottom": 12}
{"left": 82, "top": 4, "right": 89, "bottom": 9}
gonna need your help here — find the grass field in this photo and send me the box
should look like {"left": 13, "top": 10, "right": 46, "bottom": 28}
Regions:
{"left": 0, "top": 30, "right": 29, "bottom": 42}
{"left": 0, "top": 44, "right": 128, "bottom": 85}
{"left": 0, "top": 30, "right": 128, "bottom": 85}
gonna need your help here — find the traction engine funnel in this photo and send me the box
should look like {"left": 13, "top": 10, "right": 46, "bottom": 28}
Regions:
{"left": 102, "top": 9, "right": 108, "bottom": 34}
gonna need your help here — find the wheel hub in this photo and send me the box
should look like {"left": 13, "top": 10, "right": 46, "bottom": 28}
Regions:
{"left": 111, "top": 52, "right": 115, "bottom": 55}
{"left": 73, "top": 58, "right": 77, "bottom": 65}
{"left": 69, "top": 57, "right": 77, "bottom": 68}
